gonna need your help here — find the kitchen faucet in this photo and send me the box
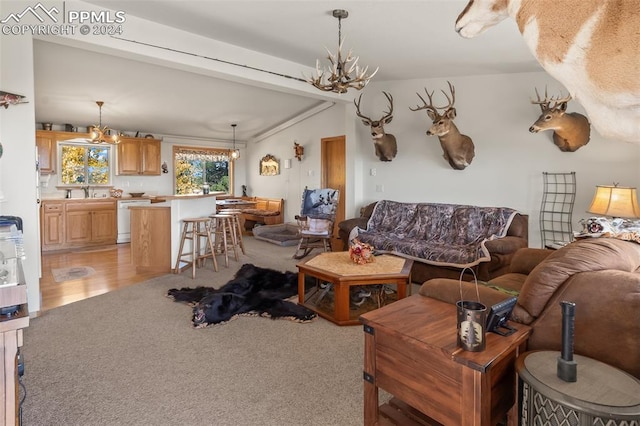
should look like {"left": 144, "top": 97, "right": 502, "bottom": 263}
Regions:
{"left": 82, "top": 185, "right": 90, "bottom": 198}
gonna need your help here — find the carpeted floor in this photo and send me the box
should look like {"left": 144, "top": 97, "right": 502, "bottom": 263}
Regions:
{"left": 22, "top": 238, "right": 390, "bottom": 425}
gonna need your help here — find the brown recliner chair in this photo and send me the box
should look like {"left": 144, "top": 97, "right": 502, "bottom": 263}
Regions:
{"left": 419, "top": 237, "right": 640, "bottom": 378}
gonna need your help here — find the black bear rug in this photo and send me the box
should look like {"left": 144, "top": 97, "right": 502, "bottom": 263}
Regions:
{"left": 166, "top": 263, "right": 317, "bottom": 328}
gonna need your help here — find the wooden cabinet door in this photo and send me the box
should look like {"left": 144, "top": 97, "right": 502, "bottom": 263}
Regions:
{"left": 41, "top": 202, "right": 65, "bottom": 249}
{"left": 65, "top": 210, "right": 92, "bottom": 244}
{"left": 36, "top": 131, "right": 56, "bottom": 174}
{"left": 91, "top": 209, "right": 117, "bottom": 242}
{"left": 116, "top": 138, "right": 141, "bottom": 175}
{"left": 140, "top": 139, "right": 161, "bottom": 175}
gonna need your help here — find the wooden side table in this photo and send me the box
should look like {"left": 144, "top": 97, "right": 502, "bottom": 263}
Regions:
{"left": 360, "top": 295, "right": 531, "bottom": 425}
{"left": 517, "top": 351, "right": 640, "bottom": 425}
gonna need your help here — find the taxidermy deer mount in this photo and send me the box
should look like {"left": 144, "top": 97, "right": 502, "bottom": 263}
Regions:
{"left": 354, "top": 91, "right": 398, "bottom": 162}
{"left": 530, "top": 88, "right": 591, "bottom": 152}
{"left": 455, "top": 0, "right": 640, "bottom": 143}
{"left": 410, "top": 81, "right": 475, "bottom": 170}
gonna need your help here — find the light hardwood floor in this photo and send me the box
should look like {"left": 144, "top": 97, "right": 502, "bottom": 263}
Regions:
{"left": 39, "top": 243, "right": 167, "bottom": 312}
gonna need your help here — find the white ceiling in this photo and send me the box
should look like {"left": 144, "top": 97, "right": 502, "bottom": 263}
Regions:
{"left": 32, "top": 0, "right": 541, "bottom": 142}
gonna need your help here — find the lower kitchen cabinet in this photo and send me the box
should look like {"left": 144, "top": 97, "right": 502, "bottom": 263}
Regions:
{"left": 41, "top": 202, "right": 65, "bottom": 250}
{"left": 41, "top": 199, "right": 117, "bottom": 251}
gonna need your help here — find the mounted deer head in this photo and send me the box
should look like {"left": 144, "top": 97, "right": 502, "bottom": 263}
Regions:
{"left": 530, "top": 88, "right": 591, "bottom": 152}
{"left": 455, "top": 0, "right": 640, "bottom": 143}
{"left": 354, "top": 91, "right": 398, "bottom": 162}
{"left": 410, "top": 81, "right": 475, "bottom": 170}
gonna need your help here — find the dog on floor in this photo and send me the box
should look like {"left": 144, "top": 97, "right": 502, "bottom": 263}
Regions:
{"left": 166, "top": 263, "right": 317, "bottom": 328}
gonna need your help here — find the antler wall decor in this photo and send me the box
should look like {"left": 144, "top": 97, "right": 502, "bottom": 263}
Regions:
{"left": 529, "top": 87, "right": 590, "bottom": 152}
{"left": 410, "top": 81, "right": 475, "bottom": 170}
{"left": 455, "top": 0, "right": 639, "bottom": 143}
{"left": 354, "top": 91, "right": 398, "bottom": 162}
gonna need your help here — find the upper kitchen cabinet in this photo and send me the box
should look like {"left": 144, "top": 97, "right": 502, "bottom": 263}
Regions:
{"left": 116, "top": 137, "right": 161, "bottom": 175}
{"left": 35, "top": 130, "right": 57, "bottom": 174}
{"left": 36, "top": 130, "right": 104, "bottom": 174}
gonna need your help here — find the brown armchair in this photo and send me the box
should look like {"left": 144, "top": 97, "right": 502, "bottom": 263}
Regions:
{"left": 419, "top": 238, "right": 640, "bottom": 378}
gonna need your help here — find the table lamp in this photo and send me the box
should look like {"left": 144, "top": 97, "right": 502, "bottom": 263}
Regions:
{"left": 587, "top": 185, "right": 640, "bottom": 219}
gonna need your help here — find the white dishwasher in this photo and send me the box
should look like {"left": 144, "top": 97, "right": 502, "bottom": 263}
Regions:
{"left": 117, "top": 199, "right": 151, "bottom": 243}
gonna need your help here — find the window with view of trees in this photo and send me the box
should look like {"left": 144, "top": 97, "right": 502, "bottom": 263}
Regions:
{"left": 59, "top": 143, "right": 111, "bottom": 185}
{"left": 174, "top": 146, "right": 233, "bottom": 195}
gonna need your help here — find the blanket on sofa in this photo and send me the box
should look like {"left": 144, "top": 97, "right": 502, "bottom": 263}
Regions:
{"left": 350, "top": 200, "right": 518, "bottom": 268}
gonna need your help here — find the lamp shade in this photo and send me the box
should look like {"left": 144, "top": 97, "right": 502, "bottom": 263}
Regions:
{"left": 587, "top": 185, "right": 640, "bottom": 218}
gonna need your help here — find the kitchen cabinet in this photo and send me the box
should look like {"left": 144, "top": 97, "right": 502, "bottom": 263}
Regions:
{"left": 35, "top": 130, "right": 56, "bottom": 174}
{"left": 41, "top": 199, "right": 116, "bottom": 251}
{"left": 36, "top": 130, "right": 87, "bottom": 175}
{"left": 35, "top": 130, "right": 161, "bottom": 176}
{"left": 41, "top": 201, "right": 65, "bottom": 250}
{"left": 65, "top": 201, "right": 117, "bottom": 245}
{"left": 116, "top": 137, "right": 161, "bottom": 175}
{"left": 130, "top": 206, "right": 171, "bottom": 272}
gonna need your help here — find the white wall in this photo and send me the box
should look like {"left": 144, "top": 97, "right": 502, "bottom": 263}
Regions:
{"left": 244, "top": 104, "right": 349, "bottom": 222}
{"left": 352, "top": 72, "right": 640, "bottom": 247}
{"left": 0, "top": 32, "right": 41, "bottom": 312}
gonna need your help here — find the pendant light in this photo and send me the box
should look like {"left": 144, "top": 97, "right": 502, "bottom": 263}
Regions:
{"left": 230, "top": 123, "right": 240, "bottom": 160}
{"left": 89, "top": 101, "right": 120, "bottom": 144}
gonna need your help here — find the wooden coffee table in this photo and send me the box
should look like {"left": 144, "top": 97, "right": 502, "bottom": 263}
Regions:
{"left": 296, "top": 251, "right": 412, "bottom": 326}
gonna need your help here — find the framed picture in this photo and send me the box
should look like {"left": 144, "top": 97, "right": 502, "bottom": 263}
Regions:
{"left": 260, "top": 154, "right": 279, "bottom": 176}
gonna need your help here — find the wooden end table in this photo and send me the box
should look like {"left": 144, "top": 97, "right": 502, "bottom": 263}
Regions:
{"left": 360, "top": 295, "right": 531, "bottom": 426}
{"left": 296, "top": 252, "right": 412, "bottom": 326}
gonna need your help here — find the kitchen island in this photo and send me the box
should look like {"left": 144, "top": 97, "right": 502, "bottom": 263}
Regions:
{"left": 129, "top": 193, "right": 220, "bottom": 272}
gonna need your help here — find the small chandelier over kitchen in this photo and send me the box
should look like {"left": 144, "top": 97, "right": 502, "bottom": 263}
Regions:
{"left": 305, "top": 9, "right": 378, "bottom": 94}
{"left": 230, "top": 123, "right": 240, "bottom": 160}
{"left": 89, "top": 101, "right": 120, "bottom": 144}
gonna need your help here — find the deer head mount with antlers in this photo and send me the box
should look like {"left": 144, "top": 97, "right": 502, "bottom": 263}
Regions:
{"left": 530, "top": 88, "right": 591, "bottom": 152}
{"left": 455, "top": 0, "right": 640, "bottom": 143}
{"left": 410, "top": 81, "right": 475, "bottom": 170}
{"left": 354, "top": 91, "right": 398, "bottom": 162}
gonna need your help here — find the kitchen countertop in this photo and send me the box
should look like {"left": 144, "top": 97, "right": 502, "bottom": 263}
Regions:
{"left": 41, "top": 197, "right": 118, "bottom": 202}
{"left": 41, "top": 192, "right": 222, "bottom": 202}
{"left": 156, "top": 193, "right": 222, "bottom": 200}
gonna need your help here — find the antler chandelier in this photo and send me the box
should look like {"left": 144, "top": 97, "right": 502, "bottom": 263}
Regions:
{"left": 305, "top": 9, "right": 378, "bottom": 94}
{"left": 89, "top": 101, "right": 120, "bottom": 144}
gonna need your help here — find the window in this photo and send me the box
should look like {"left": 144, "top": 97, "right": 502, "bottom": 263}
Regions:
{"left": 173, "top": 146, "right": 233, "bottom": 195}
{"left": 59, "top": 142, "right": 112, "bottom": 185}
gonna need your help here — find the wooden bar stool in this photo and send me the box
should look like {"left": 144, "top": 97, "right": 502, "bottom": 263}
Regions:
{"left": 196, "top": 218, "right": 219, "bottom": 272}
{"left": 209, "top": 214, "right": 239, "bottom": 267}
{"left": 217, "top": 210, "right": 245, "bottom": 255}
{"left": 174, "top": 217, "right": 217, "bottom": 278}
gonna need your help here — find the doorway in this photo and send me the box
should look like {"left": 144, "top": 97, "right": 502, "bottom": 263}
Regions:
{"left": 321, "top": 135, "right": 346, "bottom": 250}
